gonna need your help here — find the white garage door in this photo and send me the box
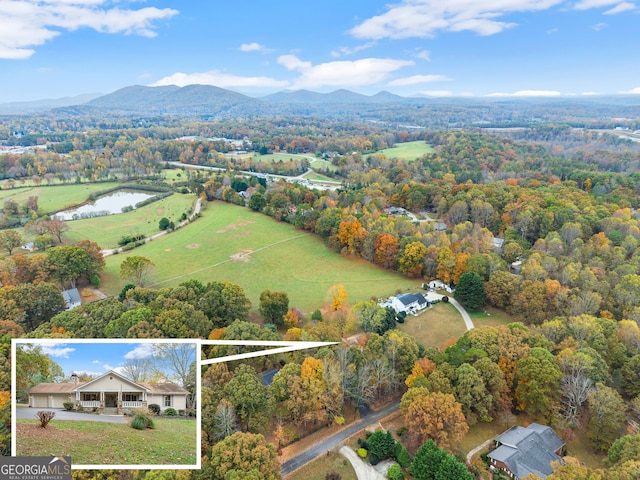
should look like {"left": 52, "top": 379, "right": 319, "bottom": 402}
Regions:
{"left": 32, "top": 395, "right": 48, "bottom": 408}
{"left": 51, "top": 395, "right": 69, "bottom": 408}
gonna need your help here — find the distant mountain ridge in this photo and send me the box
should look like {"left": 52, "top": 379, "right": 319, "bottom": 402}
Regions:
{"left": 4, "top": 84, "right": 640, "bottom": 126}
{"left": 0, "top": 93, "right": 103, "bottom": 115}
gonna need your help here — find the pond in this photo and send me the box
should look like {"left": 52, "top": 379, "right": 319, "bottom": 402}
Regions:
{"left": 53, "top": 190, "right": 156, "bottom": 220}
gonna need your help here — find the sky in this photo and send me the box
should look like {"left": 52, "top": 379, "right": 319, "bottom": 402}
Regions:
{"left": 16, "top": 340, "right": 197, "bottom": 379}
{"left": 1, "top": 0, "right": 640, "bottom": 103}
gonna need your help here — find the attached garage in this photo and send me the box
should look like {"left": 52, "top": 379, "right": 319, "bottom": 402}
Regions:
{"left": 28, "top": 383, "right": 75, "bottom": 408}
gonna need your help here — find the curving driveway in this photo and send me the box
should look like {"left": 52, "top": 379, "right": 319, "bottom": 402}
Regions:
{"left": 339, "top": 446, "right": 392, "bottom": 480}
{"left": 16, "top": 407, "right": 128, "bottom": 424}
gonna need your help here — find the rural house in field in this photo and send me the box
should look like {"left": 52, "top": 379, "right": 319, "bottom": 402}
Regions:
{"left": 381, "top": 292, "right": 430, "bottom": 315}
{"left": 28, "top": 370, "right": 188, "bottom": 414}
{"left": 488, "top": 423, "right": 565, "bottom": 479}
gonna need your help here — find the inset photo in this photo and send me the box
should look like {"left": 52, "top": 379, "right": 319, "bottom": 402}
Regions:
{"left": 12, "top": 339, "right": 200, "bottom": 470}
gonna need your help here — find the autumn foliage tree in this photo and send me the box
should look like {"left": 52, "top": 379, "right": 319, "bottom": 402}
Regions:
{"left": 402, "top": 390, "right": 468, "bottom": 451}
{"left": 198, "top": 431, "right": 281, "bottom": 480}
{"left": 373, "top": 233, "right": 399, "bottom": 269}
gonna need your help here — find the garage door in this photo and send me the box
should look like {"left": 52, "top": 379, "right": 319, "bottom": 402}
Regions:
{"left": 51, "top": 395, "right": 69, "bottom": 408}
{"left": 32, "top": 395, "right": 48, "bottom": 408}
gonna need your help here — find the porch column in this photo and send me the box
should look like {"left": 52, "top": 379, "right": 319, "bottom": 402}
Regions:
{"left": 76, "top": 391, "right": 80, "bottom": 401}
{"left": 100, "top": 391, "right": 104, "bottom": 402}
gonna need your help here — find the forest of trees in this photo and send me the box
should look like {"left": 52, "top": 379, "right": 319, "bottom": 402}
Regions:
{"left": 2, "top": 113, "right": 640, "bottom": 478}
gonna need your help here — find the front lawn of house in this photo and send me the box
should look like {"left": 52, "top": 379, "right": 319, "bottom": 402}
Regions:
{"left": 396, "top": 302, "right": 468, "bottom": 348}
{"left": 16, "top": 418, "right": 197, "bottom": 466}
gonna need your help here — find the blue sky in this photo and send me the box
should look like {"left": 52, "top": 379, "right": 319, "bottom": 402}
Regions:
{"left": 1, "top": 0, "right": 639, "bottom": 102}
{"left": 17, "top": 341, "right": 196, "bottom": 379}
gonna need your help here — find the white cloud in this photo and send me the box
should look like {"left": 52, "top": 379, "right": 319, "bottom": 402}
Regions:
{"left": 581, "top": 91, "right": 599, "bottom": 95}
{"left": 0, "top": 0, "right": 178, "bottom": 60}
{"left": 92, "top": 359, "right": 101, "bottom": 364}
{"left": 277, "top": 55, "right": 414, "bottom": 89}
{"left": 330, "top": 42, "right": 376, "bottom": 57}
{"left": 604, "top": 2, "right": 637, "bottom": 14}
{"left": 574, "top": 0, "right": 625, "bottom": 9}
{"left": 415, "top": 49, "right": 431, "bottom": 61}
{"left": 417, "top": 90, "right": 454, "bottom": 97}
{"left": 591, "top": 22, "right": 609, "bottom": 30}
{"left": 486, "top": 90, "right": 562, "bottom": 97}
{"left": 150, "top": 71, "right": 289, "bottom": 89}
{"left": 239, "top": 42, "right": 270, "bottom": 53}
{"left": 350, "top": 0, "right": 563, "bottom": 40}
{"left": 389, "top": 74, "right": 450, "bottom": 86}
{"left": 546, "top": 27, "right": 559, "bottom": 34}
{"left": 124, "top": 343, "right": 156, "bottom": 360}
{"left": 41, "top": 345, "right": 75, "bottom": 358}
{"left": 103, "top": 363, "right": 114, "bottom": 370}
{"left": 620, "top": 87, "right": 640, "bottom": 94}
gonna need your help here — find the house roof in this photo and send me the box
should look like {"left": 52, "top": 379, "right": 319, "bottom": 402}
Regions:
{"left": 138, "top": 382, "right": 189, "bottom": 394}
{"left": 62, "top": 288, "right": 81, "bottom": 308}
{"left": 75, "top": 370, "right": 150, "bottom": 392}
{"left": 397, "top": 292, "right": 428, "bottom": 307}
{"left": 489, "top": 424, "right": 564, "bottom": 479}
{"left": 29, "top": 375, "right": 188, "bottom": 395}
{"left": 28, "top": 382, "right": 85, "bottom": 394}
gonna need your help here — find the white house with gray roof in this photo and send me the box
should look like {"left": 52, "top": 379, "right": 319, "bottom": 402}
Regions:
{"left": 380, "top": 292, "right": 430, "bottom": 315}
{"left": 488, "top": 423, "right": 565, "bottom": 479}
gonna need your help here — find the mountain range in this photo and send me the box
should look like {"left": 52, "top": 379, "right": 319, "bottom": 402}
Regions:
{"left": 2, "top": 85, "right": 640, "bottom": 126}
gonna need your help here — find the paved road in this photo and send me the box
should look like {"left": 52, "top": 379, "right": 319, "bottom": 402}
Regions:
{"left": 448, "top": 297, "right": 475, "bottom": 331}
{"left": 281, "top": 401, "right": 400, "bottom": 477}
{"left": 16, "top": 407, "right": 128, "bottom": 424}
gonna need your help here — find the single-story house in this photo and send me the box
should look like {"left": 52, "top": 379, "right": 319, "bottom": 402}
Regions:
{"left": 381, "top": 292, "right": 430, "bottom": 315}
{"left": 28, "top": 370, "right": 188, "bottom": 414}
{"left": 434, "top": 222, "right": 447, "bottom": 232}
{"left": 493, "top": 237, "right": 505, "bottom": 251}
{"left": 488, "top": 423, "right": 565, "bottom": 479}
{"left": 62, "top": 288, "right": 82, "bottom": 310}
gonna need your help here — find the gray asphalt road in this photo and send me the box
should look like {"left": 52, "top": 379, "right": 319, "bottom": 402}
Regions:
{"left": 281, "top": 400, "right": 400, "bottom": 477}
{"left": 16, "top": 407, "right": 128, "bottom": 424}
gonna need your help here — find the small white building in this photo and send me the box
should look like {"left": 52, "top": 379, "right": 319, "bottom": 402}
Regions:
{"left": 427, "top": 280, "right": 455, "bottom": 293}
{"left": 381, "top": 292, "right": 430, "bottom": 315}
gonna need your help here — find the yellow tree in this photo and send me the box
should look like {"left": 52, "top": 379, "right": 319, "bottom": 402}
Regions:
{"left": 328, "top": 284, "right": 348, "bottom": 311}
{"left": 399, "top": 241, "right": 427, "bottom": 278}
{"left": 436, "top": 246, "right": 455, "bottom": 284}
{"left": 374, "top": 233, "right": 400, "bottom": 269}
{"left": 452, "top": 253, "right": 470, "bottom": 284}
{"left": 336, "top": 218, "right": 368, "bottom": 255}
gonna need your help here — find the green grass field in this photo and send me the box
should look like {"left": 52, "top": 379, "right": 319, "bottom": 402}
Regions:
{"left": 0, "top": 182, "right": 121, "bottom": 214}
{"left": 64, "top": 192, "right": 196, "bottom": 249}
{"left": 397, "top": 302, "right": 468, "bottom": 348}
{"left": 468, "top": 306, "right": 515, "bottom": 329}
{"left": 302, "top": 171, "right": 339, "bottom": 182}
{"left": 16, "top": 417, "right": 197, "bottom": 465}
{"left": 101, "top": 202, "right": 420, "bottom": 312}
{"left": 288, "top": 450, "right": 357, "bottom": 480}
{"left": 375, "top": 141, "right": 434, "bottom": 161}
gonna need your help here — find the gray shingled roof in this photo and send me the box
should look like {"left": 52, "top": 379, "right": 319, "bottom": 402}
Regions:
{"left": 489, "top": 424, "right": 564, "bottom": 479}
{"left": 397, "top": 293, "right": 428, "bottom": 307}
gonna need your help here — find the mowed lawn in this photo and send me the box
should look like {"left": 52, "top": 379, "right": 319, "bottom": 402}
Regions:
{"left": 397, "top": 302, "right": 468, "bottom": 348}
{"left": 0, "top": 182, "right": 121, "bottom": 214}
{"left": 101, "top": 202, "right": 420, "bottom": 312}
{"left": 64, "top": 192, "right": 196, "bottom": 249}
{"left": 16, "top": 418, "right": 197, "bottom": 466}
{"left": 375, "top": 141, "right": 434, "bottom": 161}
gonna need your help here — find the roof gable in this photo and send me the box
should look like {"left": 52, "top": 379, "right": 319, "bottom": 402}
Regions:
{"left": 74, "top": 370, "right": 150, "bottom": 392}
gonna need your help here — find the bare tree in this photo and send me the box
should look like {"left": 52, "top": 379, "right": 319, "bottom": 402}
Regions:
{"left": 121, "top": 357, "right": 151, "bottom": 383}
{"left": 213, "top": 399, "right": 238, "bottom": 440}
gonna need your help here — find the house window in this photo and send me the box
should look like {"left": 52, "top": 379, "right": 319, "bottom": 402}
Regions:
{"left": 163, "top": 395, "right": 171, "bottom": 407}
{"left": 82, "top": 393, "right": 98, "bottom": 401}
{"left": 124, "top": 394, "right": 138, "bottom": 401}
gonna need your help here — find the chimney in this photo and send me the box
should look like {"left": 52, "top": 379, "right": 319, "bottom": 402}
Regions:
{"left": 71, "top": 373, "right": 79, "bottom": 386}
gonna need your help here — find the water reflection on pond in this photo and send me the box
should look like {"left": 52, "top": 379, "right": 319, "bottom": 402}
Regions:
{"left": 53, "top": 190, "right": 155, "bottom": 220}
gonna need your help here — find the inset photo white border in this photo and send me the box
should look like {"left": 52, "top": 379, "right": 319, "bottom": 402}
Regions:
{"left": 11, "top": 338, "right": 201, "bottom": 470}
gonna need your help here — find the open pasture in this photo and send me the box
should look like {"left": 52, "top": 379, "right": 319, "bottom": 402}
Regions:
{"left": 397, "top": 302, "right": 467, "bottom": 348}
{"left": 102, "top": 202, "right": 419, "bottom": 312}
{"left": 374, "top": 141, "right": 434, "bottom": 161}
{"left": 0, "top": 182, "right": 121, "bottom": 214}
{"left": 63, "top": 192, "right": 196, "bottom": 249}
